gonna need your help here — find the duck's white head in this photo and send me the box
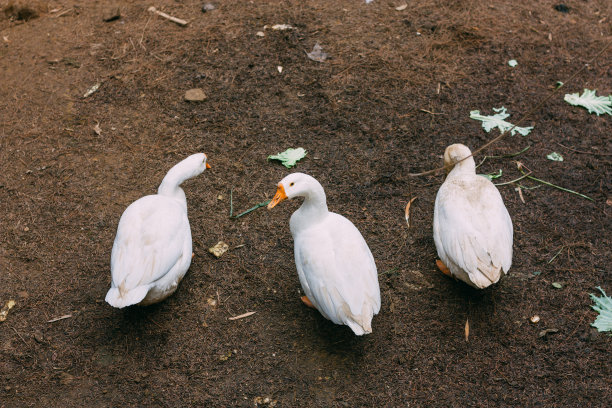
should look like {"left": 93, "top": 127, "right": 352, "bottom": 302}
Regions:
{"left": 443, "top": 143, "right": 475, "bottom": 173}
{"left": 267, "top": 172, "right": 322, "bottom": 209}
{"left": 179, "top": 152, "right": 211, "bottom": 179}
{"left": 158, "top": 153, "right": 211, "bottom": 197}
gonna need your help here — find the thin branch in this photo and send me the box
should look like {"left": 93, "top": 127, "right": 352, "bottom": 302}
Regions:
{"left": 409, "top": 39, "right": 612, "bottom": 177}
{"left": 556, "top": 143, "right": 612, "bottom": 156}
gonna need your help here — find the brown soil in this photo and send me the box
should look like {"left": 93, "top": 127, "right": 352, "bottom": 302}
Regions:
{"left": 1, "top": 1, "right": 611, "bottom": 407}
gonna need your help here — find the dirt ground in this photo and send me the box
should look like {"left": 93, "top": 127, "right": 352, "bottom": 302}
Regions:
{"left": 1, "top": 0, "right": 610, "bottom": 406}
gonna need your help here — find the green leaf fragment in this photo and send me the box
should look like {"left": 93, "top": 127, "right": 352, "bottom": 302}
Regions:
{"left": 267, "top": 147, "right": 307, "bottom": 168}
{"left": 552, "top": 282, "right": 563, "bottom": 289}
{"left": 546, "top": 152, "right": 563, "bottom": 162}
{"left": 508, "top": 59, "right": 518, "bottom": 67}
{"left": 470, "top": 107, "right": 533, "bottom": 136}
{"left": 479, "top": 169, "right": 502, "bottom": 181}
{"left": 590, "top": 287, "right": 612, "bottom": 332}
{"left": 564, "top": 89, "right": 612, "bottom": 116}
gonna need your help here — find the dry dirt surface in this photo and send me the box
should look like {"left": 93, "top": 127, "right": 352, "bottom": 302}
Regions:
{"left": 1, "top": 0, "right": 611, "bottom": 406}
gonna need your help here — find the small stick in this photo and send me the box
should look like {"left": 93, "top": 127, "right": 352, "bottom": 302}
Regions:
{"left": 548, "top": 246, "right": 564, "bottom": 264}
{"left": 148, "top": 6, "right": 188, "bottom": 26}
{"left": 229, "top": 188, "right": 234, "bottom": 218}
{"left": 47, "top": 314, "right": 72, "bottom": 323}
{"left": 419, "top": 109, "right": 445, "bottom": 115}
{"left": 228, "top": 311, "right": 256, "bottom": 320}
{"left": 556, "top": 143, "right": 612, "bottom": 156}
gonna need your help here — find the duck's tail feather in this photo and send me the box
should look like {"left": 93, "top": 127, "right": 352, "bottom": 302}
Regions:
{"left": 105, "top": 285, "right": 149, "bottom": 308}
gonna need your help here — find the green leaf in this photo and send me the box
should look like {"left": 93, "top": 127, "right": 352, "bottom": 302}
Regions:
{"left": 267, "top": 148, "right": 307, "bottom": 168}
{"left": 479, "top": 169, "right": 502, "bottom": 181}
{"left": 546, "top": 152, "right": 563, "bottom": 162}
{"left": 470, "top": 107, "right": 533, "bottom": 136}
{"left": 564, "top": 89, "right": 612, "bottom": 116}
{"left": 590, "top": 287, "right": 612, "bottom": 332}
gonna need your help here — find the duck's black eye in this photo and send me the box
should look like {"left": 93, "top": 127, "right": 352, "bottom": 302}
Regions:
{"left": 290, "top": 182, "right": 295, "bottom": 187}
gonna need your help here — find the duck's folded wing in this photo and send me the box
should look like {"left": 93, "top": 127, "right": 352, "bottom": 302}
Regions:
{"left": 111, "top": 197, "right": 189, "bottom": 291}
{"left": 295, "top": 216, "right": 380, "bottom": 329}
{"left": 435, "top": 186, "right": 512, "bottom": 287}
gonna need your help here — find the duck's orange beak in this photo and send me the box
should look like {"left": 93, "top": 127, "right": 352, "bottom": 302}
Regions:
{"left": 267, "top": 183, "right": 288, "bottom": 209}
{"left": 206, "top": 162, "right": 211, "bottom": 169}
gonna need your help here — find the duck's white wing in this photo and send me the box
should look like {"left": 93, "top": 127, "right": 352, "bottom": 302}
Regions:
{"left": 294, "top": 213, "right": 380, "bottom": 334}
{"left": 433, "top": 178, "right": 513, "bottom": 288}
{"left": 110, "top": 195, "right": 190, "bottom": 296}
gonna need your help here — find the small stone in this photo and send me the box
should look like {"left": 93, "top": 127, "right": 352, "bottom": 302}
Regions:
{"left": 552, "top": 282, "right": 563, "bottom": 289}
{"left": 184, "top": 88, "right": 207, "bottom": 102}
{"left": 554, "top": 4, "right": 570, "bottom": 13}
{"left": 530, "top": 315, "right": 540, "bottom": 323}
{"left": 33, "top": 330, "right": 44, "bottom": 343}
{"left": 23, "top": 226, "right": 29, "bottom": 232}
{"left": 256, "top": 31, "right": 265, "bottom": 37}
{"left": 208, "top": 241, "right": 229, "bottom": 258}
{"left": 201, "top": 3, "right": 216, "bottom": 12}
{"left": 103, "top": 6, "right": 121, "bottom": 22}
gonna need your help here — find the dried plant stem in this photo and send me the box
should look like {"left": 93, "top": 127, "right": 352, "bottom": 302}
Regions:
{"left": 519, "top": 169, "right": 593, "bottom": 201}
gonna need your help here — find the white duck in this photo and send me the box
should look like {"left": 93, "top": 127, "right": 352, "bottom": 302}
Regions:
{"left": 433, "top": 144, "right": 513, "bottom": 289}
{"left": 267, "top": 173, "right": 381, "bottom": 335}
{"left": 105, "top": 153, "right": 210, "bottom": 308}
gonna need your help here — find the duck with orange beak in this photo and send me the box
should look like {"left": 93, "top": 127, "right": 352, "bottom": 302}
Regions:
{"left": 267, "top": 173, "right": 380, "bottom": 335}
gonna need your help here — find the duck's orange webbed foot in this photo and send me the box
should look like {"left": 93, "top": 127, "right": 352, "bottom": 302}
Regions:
{"left": 436, "top": 260, "right": 453, "bottom": 278}
{"left": 301, "top": 296, "right": 316, "bottom": 309}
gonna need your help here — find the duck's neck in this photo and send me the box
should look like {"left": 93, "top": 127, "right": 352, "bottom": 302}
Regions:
{"left": 448, "top": 156, "right": 476, "bottom": 178}
{"left": 291, "top": 184, "right": 329, "bottom": 232}
{"left": 157, "top": 167, "right": 189, "bottom": 207}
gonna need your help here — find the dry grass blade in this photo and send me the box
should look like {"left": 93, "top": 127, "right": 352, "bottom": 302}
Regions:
{"left": 47, "top": 314, "right": 72, "bottom": 323}
{"left": 404, "top": 197, "right": 417, "bottom": 228}
{"left": 465, "top": 318, "right": 470, "bottom": 342}
{"left": 228, "top": 311, "right": 256, "bottom": 321}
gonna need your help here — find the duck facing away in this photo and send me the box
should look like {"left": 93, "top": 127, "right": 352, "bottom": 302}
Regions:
{"left": 267, "top": 173, "right": 381, "bottom": 335}
{"left": 433, "top": 144, "right": 513, "bottom": 289}
{"left": 105, "top": 153, "right": 210, "bottom": 308}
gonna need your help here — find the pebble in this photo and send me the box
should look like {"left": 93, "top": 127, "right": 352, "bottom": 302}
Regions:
{"left": 184, "top": 88, "right": 207, "bottom": 102}
{"left": 103, "top": 6, "right": 121, "bottom": 22}
{"left": 201, "top": 3, "right": 216, "bottom": 12}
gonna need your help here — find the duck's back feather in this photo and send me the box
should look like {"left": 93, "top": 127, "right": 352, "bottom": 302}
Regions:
{"left": 108, "top": 194, "right": 192, "bottom": 307}
{"left": 433, "top": 175, "right": 513, "bottom": 288}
